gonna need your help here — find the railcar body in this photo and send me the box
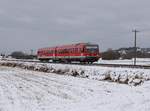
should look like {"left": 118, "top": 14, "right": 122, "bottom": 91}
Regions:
{"left": 37, "top": 43, "right": 101, "bottom": 63}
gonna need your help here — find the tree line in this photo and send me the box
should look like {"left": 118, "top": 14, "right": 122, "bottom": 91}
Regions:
{"left": 10, "top": 51, "right": 37, "bottom": 59}
{"left": 102, "top": 48, "right": 150, "bottom": 60}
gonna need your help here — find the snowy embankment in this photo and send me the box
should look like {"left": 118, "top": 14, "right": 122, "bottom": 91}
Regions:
{"left": 0, "top": 60, "right": 150, "bottom": 86}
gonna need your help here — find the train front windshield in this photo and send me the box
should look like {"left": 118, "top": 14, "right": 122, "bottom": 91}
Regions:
{"left": 86, "top": 45, "right": 99, "bottom": 53}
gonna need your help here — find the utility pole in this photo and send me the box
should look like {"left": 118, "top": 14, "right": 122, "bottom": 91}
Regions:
{"left": 132, "top": 29, "right": 139, "bottom": 66}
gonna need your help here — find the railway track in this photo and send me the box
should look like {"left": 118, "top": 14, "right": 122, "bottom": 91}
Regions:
{"left": 1, "top": 58, "right": 150, "bottom": 69}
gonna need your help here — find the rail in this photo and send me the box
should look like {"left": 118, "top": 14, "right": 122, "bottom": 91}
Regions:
{"left": 1, "top": 58, "right": 150, "bottom": 69}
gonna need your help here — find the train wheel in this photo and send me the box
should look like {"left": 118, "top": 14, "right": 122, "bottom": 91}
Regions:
{"left": 80, "top": 61, "right": 86, "bottom": 64}
{"left": 68, "top": 60, "right": 72, "bottom": 63}
{"left": 40, "top": 59, "right": 49, "bottom": 63}
{"left": 52, "top": 60, "right": 56, "bottom": 63}
{"left": 89, "top": 62, "right": 93, "bottom": 64}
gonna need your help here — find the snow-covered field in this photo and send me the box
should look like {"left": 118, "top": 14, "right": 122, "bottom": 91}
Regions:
{"left": 0, "top": 66, "right": 150, "bottom": 111}
{"left": 97, "top": 58, "right": 150, "bottom": 65}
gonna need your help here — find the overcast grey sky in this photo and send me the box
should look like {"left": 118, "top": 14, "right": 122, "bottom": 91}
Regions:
{"left": 0, "top": 0, "right": 150, "bottom": 54}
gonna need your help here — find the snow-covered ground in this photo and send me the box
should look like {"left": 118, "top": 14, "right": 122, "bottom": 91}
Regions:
{"left": 97, "top": 58, "right": 150, "bottom": 65}
{"left": 0, "top": 66, "right": 150, "bottom": 111}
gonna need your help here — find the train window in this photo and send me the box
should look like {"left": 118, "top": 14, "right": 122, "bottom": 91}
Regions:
{"left": 69, "top": 48, "right": 72, "bottom": 53}
{"left": 69, "top": 49, "right": 71, "bottom": 53}
{"left": 75, "top": 48, "right": 77, "bottom": 52}
{"left": 63, "top": 49, "right": 67, "bottom": 53}
{"left": 71, "top": 48, "right": 72, "bottom": 53}
{"left": 52, "top": 50, "right": 54, "bottom": 54}
{"left": 58, "top": 50, "right": 61, "bottom": 54}
{"left": 86, "top": 45, "right": 98, "bottom": 52}
{"left": 74, "top": 48, "right": 76, "bottom": 52}
{"left": 60, "top": 49, "right": 63, "bottom": 54}
{"left": 79, "top": 48, "right": 81, "bottom": 52}
{"left": 63, "top": 49, "right": 66, "bottom": 53}
{"left": 66, "top": 49, "right": 68, "bottom": 53}
{"left": 45, "top": 51, "right": 47, "bottom": 55}
{"left": 81, "top": 48, "right": 84, "bottom": 53}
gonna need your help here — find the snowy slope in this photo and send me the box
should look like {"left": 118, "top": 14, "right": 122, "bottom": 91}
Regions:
{"left": 0, "top": 66, "right": 150, "bottom": 111}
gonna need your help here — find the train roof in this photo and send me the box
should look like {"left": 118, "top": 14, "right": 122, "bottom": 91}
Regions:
{"left": 38, "top": 43, "right": 98, "bottom": 51}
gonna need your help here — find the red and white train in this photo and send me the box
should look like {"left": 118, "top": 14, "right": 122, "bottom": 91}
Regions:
{"left": 37, "top": 43, "right": 101, "bottom": 63}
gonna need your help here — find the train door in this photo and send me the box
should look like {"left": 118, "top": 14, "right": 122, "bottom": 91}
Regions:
{"left": 54, "top": 47, "right": 57, "bottom": 61}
